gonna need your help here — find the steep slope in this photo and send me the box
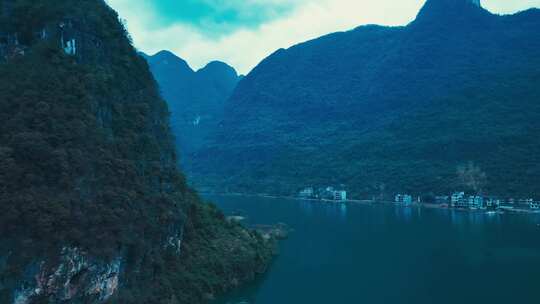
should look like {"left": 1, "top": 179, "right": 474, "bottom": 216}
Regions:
{"left": 191, "top": 0, "right": 540, "bottom": 198}
{"left": 143, "top": 51, "right": 240, "bottom": 163}
{"left": 0, "top": 1, "right": 272, "bottom": 303}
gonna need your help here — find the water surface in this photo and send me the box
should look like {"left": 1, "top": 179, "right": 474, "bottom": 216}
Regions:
{"left": 206, "top": 195, "right": 540, "bottom": 304}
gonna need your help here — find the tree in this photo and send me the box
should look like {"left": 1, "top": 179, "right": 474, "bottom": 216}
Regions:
{"left": 457, "top": 161, "right": 487, "bottom": 194}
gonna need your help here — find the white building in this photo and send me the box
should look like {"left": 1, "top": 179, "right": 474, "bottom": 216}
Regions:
{"left": 485, "top": 197, "right": 501, "bottom": 208}
{"left": 451, "top": 192, "right": 466, "bottom": 208}
{"left": 395, "top": 194, "right": 413, "bottom": 206}
{"left": 468, "top": 196, "right": 484, "bottom": 209}
{"left": 65, "top": 39, "right": 76, "bottom": 55}
{"left": 333, "top": 190, "right": 347, "bottom": 201}
{"left": 299, "top": 187, "right": 314, "bottom": 198}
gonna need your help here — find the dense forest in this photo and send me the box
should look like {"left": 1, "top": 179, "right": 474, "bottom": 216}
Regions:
{"left": 190, "top": 0, "right": 540, "bottom": 199}
{"left": 0, "top": 0, "right": 272, "bottom": 303}
{"left": 142, "top": 51, "right": 240, "bottom": 165}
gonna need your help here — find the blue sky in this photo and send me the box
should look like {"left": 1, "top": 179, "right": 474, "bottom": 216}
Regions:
{"left": 107, "top": 0, "right": 540, "bottom": 74}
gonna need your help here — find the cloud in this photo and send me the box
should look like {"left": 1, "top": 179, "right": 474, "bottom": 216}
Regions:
{"left": 482, "top": 0, "right": 540, "bottom": 13}
{"left": 142, "top": 0, "right": 301, "bottom": 36}
{"left": 107, "top": 0, "right": 540, "bottom": 74}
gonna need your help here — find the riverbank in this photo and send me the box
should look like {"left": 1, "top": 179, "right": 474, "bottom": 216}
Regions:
{"left": 202, "top": 192, "right": 540, "bottom": 215}
{"left": 201, "top": 191, "right": 372, "bottom": 204}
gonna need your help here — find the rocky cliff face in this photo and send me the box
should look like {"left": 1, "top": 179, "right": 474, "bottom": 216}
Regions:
{"left": 0, "top": 0, "right": 106, "bottom": 63}
{"left": 11, "top": 248, "right": 121, "bottom": 304}
{"left": 0, "top": 1, "right": 272, "bottom": 303}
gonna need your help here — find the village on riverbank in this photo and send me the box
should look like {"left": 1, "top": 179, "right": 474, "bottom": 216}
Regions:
{"left": 297, "top": 187, "right": 540, "bottom": 214}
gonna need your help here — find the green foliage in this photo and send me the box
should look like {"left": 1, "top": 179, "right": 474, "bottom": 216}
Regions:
{"left": 0, "top": 1, "right": 272, "bottom": 303}
{"left": 114, "top": 201, "right": 274, "bottom": 304}
{"left": 190, "top": 3, "right": 540, "bottom": 199}
{"left": 144, "top": 51, "right": 241, "bottom": 163}
{"left": 0, "top": 11, "right": 185, "bottom": 257}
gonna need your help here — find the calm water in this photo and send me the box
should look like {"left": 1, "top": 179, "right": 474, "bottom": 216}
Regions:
{"left": 206, "top": 195, "right": 540, "bottom": 304}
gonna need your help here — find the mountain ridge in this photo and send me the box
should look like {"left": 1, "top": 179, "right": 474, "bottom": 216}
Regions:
{"left": 142, "top": 50, "right": 241, "bottom": 163}
{"left": 189, "top": 0, "right": 540, "bottom": 199}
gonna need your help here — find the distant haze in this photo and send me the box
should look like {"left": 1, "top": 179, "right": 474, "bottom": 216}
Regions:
{"left": 107, "top": 0, "right": 540, "bottom": 74}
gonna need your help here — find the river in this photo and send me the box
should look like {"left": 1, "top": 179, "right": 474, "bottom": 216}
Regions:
{"left": 206, "top": 194, "right": 540, "bottom": 304}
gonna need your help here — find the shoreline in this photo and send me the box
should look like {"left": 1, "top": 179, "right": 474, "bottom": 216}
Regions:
{"left": 201, "top": 192, "right": 540, "bottom": 215}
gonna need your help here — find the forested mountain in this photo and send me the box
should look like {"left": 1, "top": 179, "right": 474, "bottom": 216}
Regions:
{"left": 143, "top": 51, "right": 240, "bottom": 163}
{"left": 0, "top": 1, "right": 272, "bottom": 303}
{"left": 190, "top": 0, "right": 540, "bottom": 198}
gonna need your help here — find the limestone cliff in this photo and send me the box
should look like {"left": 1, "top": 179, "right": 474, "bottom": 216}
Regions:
{"left": 0, "top": 1, "right": 273, "bottom": 303}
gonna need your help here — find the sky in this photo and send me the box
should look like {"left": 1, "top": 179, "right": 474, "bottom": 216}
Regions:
{"left": 106, "top": 0, "right": 540, "bottom": 74}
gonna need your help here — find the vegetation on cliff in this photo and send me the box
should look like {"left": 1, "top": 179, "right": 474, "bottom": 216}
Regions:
{"left": 119, "top": 202, "right": 274, "bottom": 304}
{"left": 0, "top": 0, "right": 272, "bottom": 303}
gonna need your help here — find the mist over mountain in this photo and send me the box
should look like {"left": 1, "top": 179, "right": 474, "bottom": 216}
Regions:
{"left": 143, "top": 50, "right": 241, "bottom": 163}
{"left": 190, "top": 0, "right": 540, "bottom": 198}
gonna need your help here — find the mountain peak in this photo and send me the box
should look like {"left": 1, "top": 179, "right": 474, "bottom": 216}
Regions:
{"left": 144, "top": 50, "right": 194, "bottom": 77}
{"left": 152, "top": 50, "right": 191, "bottom": 67}
{"left": 413, "top": 0, "right": 490, "bottom": 27}
{"left": 152, "top": 49, "right": 179, "bottom": 59}
{"left": 198, "top": 61, "right": 238, "bottom": 79}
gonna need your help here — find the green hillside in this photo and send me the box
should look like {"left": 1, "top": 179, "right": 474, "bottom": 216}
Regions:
{"left": 190, "top": 0, "right": 540, "bottom": 199}
{"left": 0, "top": 1, "right": 272, "bottom": 303}
{"left": 143, "top": 51, "right": 240, "bottom": 163}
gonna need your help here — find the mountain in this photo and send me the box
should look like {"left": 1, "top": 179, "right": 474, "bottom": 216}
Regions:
{"left": 143, "top": 50, "right": 240, "bottom": 163}
{"left": 0, "top": 1, "right": 272, "bottom": 303}
{"left": 190, "top": 0, "right": 540, "bottom": 199}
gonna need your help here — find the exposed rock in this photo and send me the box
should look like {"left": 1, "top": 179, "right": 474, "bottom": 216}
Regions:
{"left": 12, "top": 247, "right": 121, "bottom": 304}
{"left": 227, "top": 215, "right": 246, "bottom": 222}
{"left": 254, "top": 223, "right": 291, "bottom": 240}
{"left": 165, "top": 226, "right": 185, "bottom": 254}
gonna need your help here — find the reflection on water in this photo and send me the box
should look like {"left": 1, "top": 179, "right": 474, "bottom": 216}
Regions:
{"left": 208, "top": 195, "right": 540, "bottom": 304}
{"left": 394, "top": 205, "right": 413, "bottom": 222}
{"left": 299, "top": 200, "right": 348, "bottom": 220}
{"left": 299, "top": 200, "right": 313, "bottom": 216}
{"left": 340, "top": 203, "right": 347, "bottom": 219}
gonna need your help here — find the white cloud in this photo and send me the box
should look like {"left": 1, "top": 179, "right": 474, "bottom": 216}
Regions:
{"left": 482, "top": 0, "right": 540, "bottom": 13}
{"left": 107, "top": 0, "right": 540, "bottom": 74}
